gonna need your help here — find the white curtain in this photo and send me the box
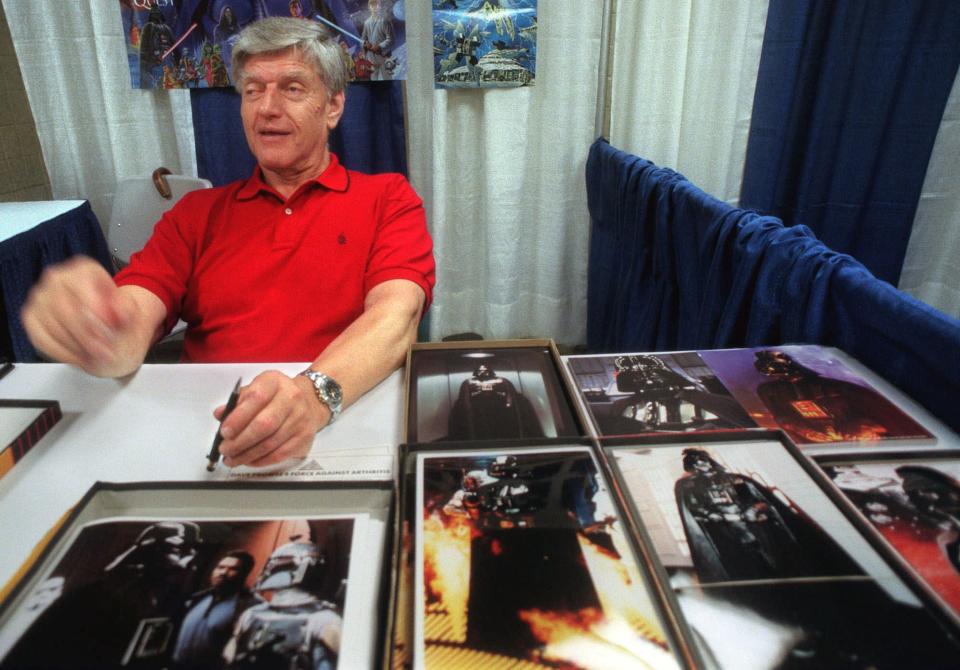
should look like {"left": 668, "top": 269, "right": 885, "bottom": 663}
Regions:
{"left": 1, "top": 1, "right": 195, "bottom": 228}
{"left": 606, "top": 0, "right": 769, "bottom": 204}
{"left": 405, "top": 1, "right": 605, "bottom": 346}
{"left": 899, "top": 67, "right": 960, "bottom": 318}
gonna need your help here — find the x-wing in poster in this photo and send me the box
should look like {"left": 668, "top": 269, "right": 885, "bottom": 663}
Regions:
{"left": 0, "top": 516, "right": 362, "bottom": 669}
{"left": 822, "top": 456, "right": 960, "bottom": 623}
{"left": 433, "top": 0, "right": 536, "bottom": 89}
{"left": 609, "top": 440, "right": 960, "bottom": 669}
{"left": 119, "top": 0, "right": 408, "bottom": 89}
{"left": 415, "top": 447, "right": 681, "bottom": 669}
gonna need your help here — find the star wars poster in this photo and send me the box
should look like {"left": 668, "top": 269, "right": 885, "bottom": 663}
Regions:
{"left": 564, "top": 352, "right": 756, "bottom": 438}
{"left": 432, "top": 0, "right": 536, "bottom": 89}
{"left": 0, "top": 515, "right": 364, "bottom": 669}
{"left": 119, "top": 0, "right": 408, "bottom": 89}
{"left": 699, "top": 345, "right": 934, "bottom": 446}
{"left": 821, "top": 456, "right": 960, "bottom": 623}
{"left": 415, "top": 446, "right": 682, "bottom": 669}
{"left": 407, "top": 345, "right": 581, "bottom": 444}
{"left": 609, "top": 439, "right": 960, "bottom": 668}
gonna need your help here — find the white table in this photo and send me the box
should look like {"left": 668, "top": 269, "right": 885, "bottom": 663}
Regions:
{"left": 0, "top": 363, "right": 404, "bottom": 592}
{"left": 0, "top": 201, "right": 87, "bottom": 243}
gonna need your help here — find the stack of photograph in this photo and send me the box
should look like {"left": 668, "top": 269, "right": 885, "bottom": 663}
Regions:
{"left": 393, "top": 340, "right": 960, "bottom": 669}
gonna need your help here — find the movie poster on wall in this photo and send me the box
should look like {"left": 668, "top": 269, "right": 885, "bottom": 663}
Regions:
{"left": 432, "top": 0, "right": 537, "bottom": 89}
{"left": 119, "top": 0, "right": 408, "bottom": 89}
{"left": 607, "top": 438, "right": 960, "bottom": 669}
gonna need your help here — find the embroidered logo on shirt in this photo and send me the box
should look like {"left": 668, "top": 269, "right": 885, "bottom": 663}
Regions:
{"left": 337, "top": 233, "right": 347, "bottom": 245}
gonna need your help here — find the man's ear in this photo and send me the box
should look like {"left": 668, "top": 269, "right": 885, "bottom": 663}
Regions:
{"left": 326, "top": 91, "right": 346, "bottom": 130}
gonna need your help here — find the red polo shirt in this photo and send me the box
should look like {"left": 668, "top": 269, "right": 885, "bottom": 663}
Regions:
{"left": 115, "top": 154, "right": 435, "bottom": 362}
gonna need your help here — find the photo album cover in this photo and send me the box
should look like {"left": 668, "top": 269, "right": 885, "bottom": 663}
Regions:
{"left": 414, "top": 445, "right": 683, "bottom": 669}
{"left": 820, "top": 454, "right": 960, "bottom": 624}
{"left": 0, "top": 484, "right": 391, "bottom": 670}
{"left": 406, "top": 343, "right": 582, "bottom": 444}
{"left": 607, "top": 438, "right": 960, "bottom": 669}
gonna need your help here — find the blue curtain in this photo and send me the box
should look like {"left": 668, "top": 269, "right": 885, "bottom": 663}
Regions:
{"left": 190, "top": 80, "right": 407, "bottom": 185}
{"left": 740, "top": 0, "right": 960, "bottom": 285}
{"left": 586, "top": 138, "right": 960, "bottom": 433}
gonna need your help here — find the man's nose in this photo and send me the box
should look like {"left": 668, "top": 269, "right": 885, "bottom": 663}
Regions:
{"left": 258, "top": 86, "right": 283, "bottom": 116}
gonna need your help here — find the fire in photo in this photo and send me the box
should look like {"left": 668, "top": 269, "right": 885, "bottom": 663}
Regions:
{"left": 823, "top": 457, "right": 960, "bottom": 619}
{"left": 415, "top": 447, "right": 680, "bottom": 669}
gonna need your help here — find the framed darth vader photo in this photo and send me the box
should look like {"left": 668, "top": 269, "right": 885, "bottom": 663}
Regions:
{"left": 818, "top": 450, "right": 960, "bottom": 628}
{"left": 603, "top": 432, "right": 960, "bottom": 670}
{"left": 408, "top": 443, "right": 691, "bottom": 669}
{"left": 404, "top": 339, "right": 585, "bottom": 445}
{"left": 0, "top": 481, "right": 394, "bottom": 670}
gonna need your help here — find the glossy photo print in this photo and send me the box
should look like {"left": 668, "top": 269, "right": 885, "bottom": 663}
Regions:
{"left": 822, "top": 456, "right": 960, "bottom": 622}
{"left": 407, "top": 345, "right": 580, "bottom": 444}
{"left": 608, "top": 439, "right": 960, "bottom": 669}
{"left": 0, "top": 516, "right": 358, "bottom": 669}
{"left": 415, "top": 446, "right": 681, "bottom": 669}
{"left": 564, "top": 352, "right": 756, "bottom": 437}
{"left": 699, "top": 345, "right": 932, "bottom": 446}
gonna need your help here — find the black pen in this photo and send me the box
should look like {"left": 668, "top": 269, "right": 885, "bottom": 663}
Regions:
{"left": 207, "top": 378, "right": 242, "bottom": 472}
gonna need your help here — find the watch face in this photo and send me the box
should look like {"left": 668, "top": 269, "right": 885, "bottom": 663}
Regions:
{"left": 323, "top": 380, "right": 343, "bottom": 403}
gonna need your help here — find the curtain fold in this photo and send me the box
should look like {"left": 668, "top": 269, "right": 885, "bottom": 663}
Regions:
{"left": 405, "top": 0, "right": 604, "bottom": 345}
{"left": 586, "top": 138, "right": 960, "bottom": 433}
{"left": 740, "top": 0, "right": 960, "bottom": 285}
{"left": 2, "top": 1, "right": 196, "bottom": 228}
{"left": 606, "top": 0, "right": 768, "bottom": 204}
{"left": 899, "top": 66, "right": 960, "bottom": 316}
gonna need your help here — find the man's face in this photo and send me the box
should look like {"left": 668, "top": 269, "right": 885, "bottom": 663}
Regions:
{"left": 239, "top": 50, "right": 345, "bottom": 179}
{"left": 210, "top": 556, "right": 245, "bottom": 589}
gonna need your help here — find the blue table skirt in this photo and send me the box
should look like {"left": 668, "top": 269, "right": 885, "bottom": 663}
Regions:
{"left": 0, "top": 201, "right": 112, "bottom": 361}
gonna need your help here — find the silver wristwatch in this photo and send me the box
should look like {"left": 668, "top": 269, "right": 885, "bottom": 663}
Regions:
{"left": 298, "top": 369, "right": 343, "bottom": 425}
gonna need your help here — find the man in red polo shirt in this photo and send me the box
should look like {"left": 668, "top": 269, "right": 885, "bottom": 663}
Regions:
{"left": 20, "top": 17, "right": 435, "bottom": 468}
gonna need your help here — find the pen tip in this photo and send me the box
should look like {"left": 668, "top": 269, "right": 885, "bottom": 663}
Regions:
{"left": 206, "top": 462, "right": 216, "bottom": 472}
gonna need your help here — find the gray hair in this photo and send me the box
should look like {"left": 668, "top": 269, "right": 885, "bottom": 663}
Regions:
{"left": 232, "top": 17, "right": 349, "bottom": 95}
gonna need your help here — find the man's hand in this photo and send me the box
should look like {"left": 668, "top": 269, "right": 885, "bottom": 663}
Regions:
{"left": 214, "top": 370, "right": 329, "bottom": 467}
{"left": 21, "top": 256, "right": 164, "bottom": 377}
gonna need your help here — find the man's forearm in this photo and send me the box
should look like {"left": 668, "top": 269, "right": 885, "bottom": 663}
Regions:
{"left": 304, "top": 279, "right": 426, "bottom": 415}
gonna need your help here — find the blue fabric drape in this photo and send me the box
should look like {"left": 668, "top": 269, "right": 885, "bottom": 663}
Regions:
{"left": 740, "top": 0, "right": 960, "bottom": 285}
{"left": 586, "top": 138, "right": 960, "bottom": 433}
{"left": 0, "top": 202, "right": 112, "bottom": 361}
{"left": 190, "top": 81, "right": 407, "bottom": 185}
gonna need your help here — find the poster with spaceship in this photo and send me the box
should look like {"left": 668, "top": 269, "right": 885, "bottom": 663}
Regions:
{"left": 432, "top": 0, "right": 537, "bottom": 89}
{"left": 414, "top": 446, "right": 683, "bottom": 669}
{"left": 119, "top": 0, "right": 408, "bottom": 89}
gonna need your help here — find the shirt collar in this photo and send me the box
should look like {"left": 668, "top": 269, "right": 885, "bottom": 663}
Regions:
{"left": 236, "top": 152, "right": 349, "bottom": 200}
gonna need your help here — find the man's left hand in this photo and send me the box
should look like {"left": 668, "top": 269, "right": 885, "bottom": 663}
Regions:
{"left": 214, "top": 371, "right": 329, "bottom": 467}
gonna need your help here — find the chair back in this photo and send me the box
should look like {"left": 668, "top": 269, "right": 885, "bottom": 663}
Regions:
{"left": 107, "top": 170, "right": 211, "bottom": 269}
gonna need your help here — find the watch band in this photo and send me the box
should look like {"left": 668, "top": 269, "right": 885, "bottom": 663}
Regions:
{"left": 298, "top": 369, "right": 343, "bottom": 425}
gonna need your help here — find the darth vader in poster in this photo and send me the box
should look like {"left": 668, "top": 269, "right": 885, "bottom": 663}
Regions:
{"left": 675, "top": 448, "right": 860, "bottom": 583}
